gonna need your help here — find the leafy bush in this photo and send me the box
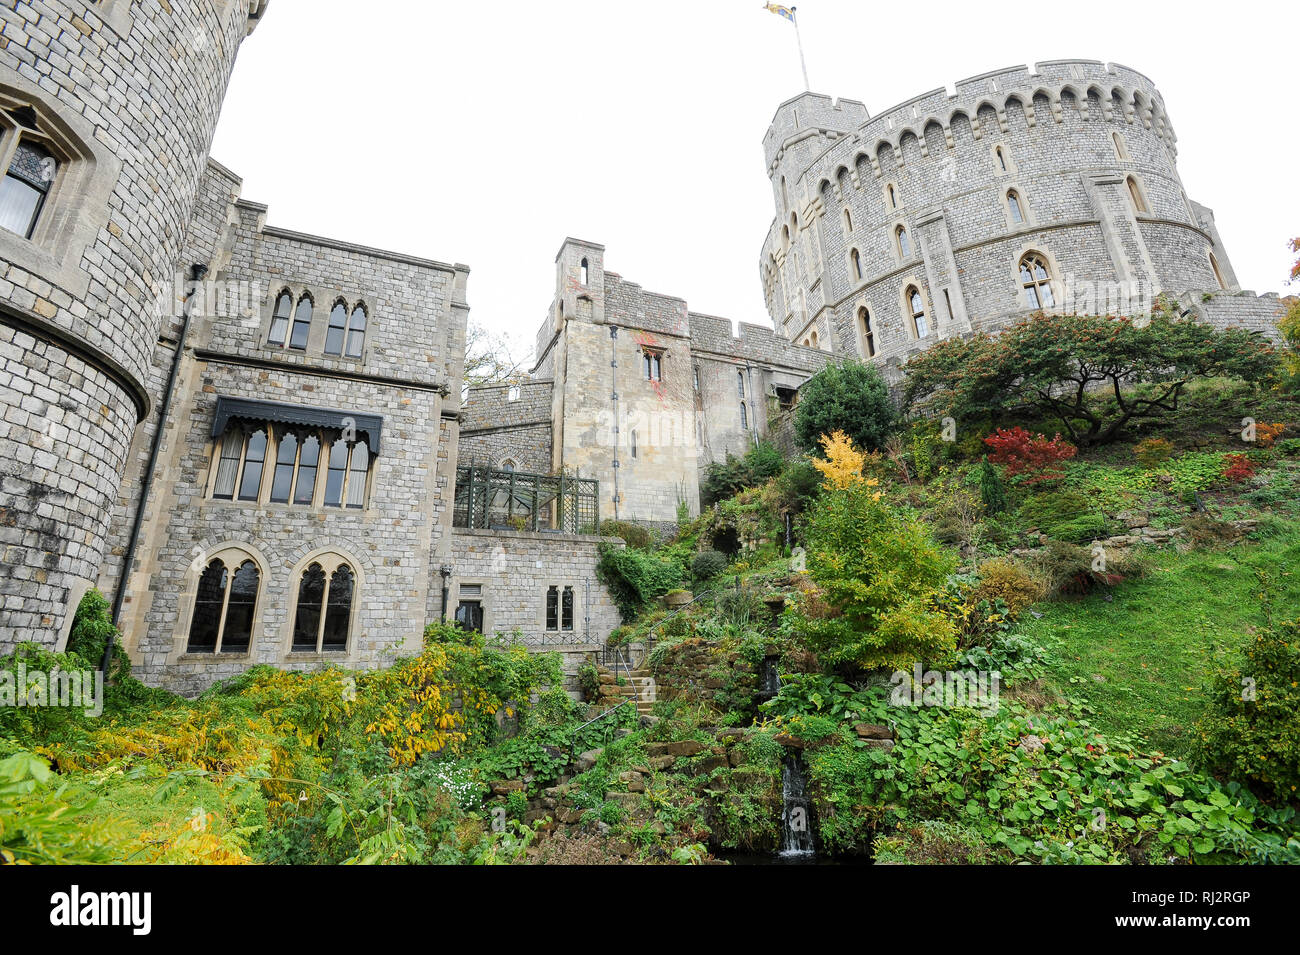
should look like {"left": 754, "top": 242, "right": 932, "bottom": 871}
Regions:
{"left": 904, "top": 312, "right": 1277, "bottom": 446}
{"left": 1016, "top": 490, "right": 1109, "bottom": 543}
{"left": 795, "top": 478, "right": 957, "bottom": 672}
{"left": 690, "top": 549, "right": 727, "bottom": 583}
{"left": 700, "top": 441, "right": 785, "bottom": 506}
{"left": 1194, "top": 592, "right": 1300, "bottom": 803}
{"left": 972, "top": 559, "right": 1044, "bottom": 617}
{"left": 977, "top": 459, "right": 1007, "bottom": 514}
{"left": 1134, "top": 437, "right": 1174, "bottom": 469}
{"left": 596, "top": 544, "right": 685, "bottom": 622}
{"left": 794, "top": 359, "right": 896, "bottom": 454}
{"left": 599, "top": 520, "right": 654, "bottom": 549}
{"left": 983, "top": 427, "right": 1077, "bottom": 485}
{"left": 1222, "top": 453, "right": 1257, "bottom": 483}
{"left": 65, "top": 588, "right": 130, "bottom": 681}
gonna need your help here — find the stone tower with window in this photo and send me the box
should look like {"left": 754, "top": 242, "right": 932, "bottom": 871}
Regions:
{"left": 0, "top": 1, "right": 269, "bottom": 652}
{"left": 759, "top": 60, "right": 1282, "bottom": 379}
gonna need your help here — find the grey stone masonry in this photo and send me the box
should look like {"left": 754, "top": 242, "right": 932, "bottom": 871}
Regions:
{"left": 759, "top": 60, "right": 1280, "bottom": 374}
{"left": 459, "top": 378, "right": 554, "bottom": 474}
{"left": 0, "top": 1, "right": 267, "bottom": 650}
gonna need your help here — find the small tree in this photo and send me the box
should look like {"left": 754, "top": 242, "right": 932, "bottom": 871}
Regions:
{"left": 794, "top": 359, "right": 896, "bottom": 454}
{"left": 796, "top": 434, "right": 956, "bottom": 672}
{"left": 903, "top": 312, "right": 1276, "bottom": 446}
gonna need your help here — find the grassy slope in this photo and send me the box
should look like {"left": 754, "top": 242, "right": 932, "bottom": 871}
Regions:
{"left": 1015, "top": 520, "right": 1300, "bottom": 757}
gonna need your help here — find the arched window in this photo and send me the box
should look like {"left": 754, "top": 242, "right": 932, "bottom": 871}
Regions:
{"left": 850, "top": 247, "right": 863, "bottom": 281}
{"left": 345, "top": 440, "right": 369, "bottom": 508}
{"left": 888, "top": 184, "right": 897, "bottom": 208}
{"left": 500, "top": 458, "right": 517, "bottom": 473}
{"left": 630, "top": 429, "right": 637, "bottom": 458}
{"left": 1126, "top": 176, "right": 1148, "bottom": 214}
{"left": 270, "top": 432, "right": 299, "bottom": 504}
{"left": 268, "top": 291, "right": 293, "bottom": 346}
{"left": 0, "top": 138, "right": 57, "bottom": 238}
{"left": 782, "top": 225, "right": 790, "bottom": 251}
{"left": 292, "top": 558, "right": 356, "bottom": 653}
{"left": 212, "top": 427, "right": 267, "bottom": 501}
{"left": 294, "top": 435, "right": 320, "bottom": 505}
{"left": 859, "top": 306, "right": 875, "bottom": 358}
{"left": 737, "top": 371, "right": 745, "bottom": 398}
{"left": 843, "top": 208, "right": 853, "bottom": 233}
{"left": 289, "top": 293, "right": 313, "bottom": 350}
{"left": 995, "top": 146, "right": 1007, "bottom": 172}
{"left": 1019, "top": 252, "right": 1056, "bottom": 309}
{"left": 324, "top": 300, "right": 348, "bottom": 355}
{"left": 896, "top": 226, "right": 911, "bottom": 258}
{"left": 345, "top": 304, "right": 366, "bottom": 358}
{"left": 1007, "top": 190, "right": 1024, "bottom": 224}
{"left": 740, "top": 401, "right": 748, "bottom": 430}
{"left": 1112, "top": 132, "right": 1128, "bottom": 161}
{"left": 1209, "top": 252, "right": 1226, "bottom": 290}
{"left": 580, "top": 257, "right": 589, "bottom": 285}
{"left": 186, "top": 557, "right": 259, "bottom": 654}
{"left": 906, "top": 285, "right": 928, "bottom": 339}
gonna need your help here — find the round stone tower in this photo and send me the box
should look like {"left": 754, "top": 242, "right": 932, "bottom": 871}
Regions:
{"left": 759, "top": 60, "right": 1241, "bottom": 373}
{"left": 0, "top": 1, "right": 269, "bottom": 648}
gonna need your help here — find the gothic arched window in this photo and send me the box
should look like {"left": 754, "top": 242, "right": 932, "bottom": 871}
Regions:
{"left": 1007, "top": 190, "right": 1024, "bottom": 224}
{"left": 186, "top": 556, "right": 259, "bottom": 654}
{"left": 345, "top": 303, "right": 367, "bottom": 358}
{"left": 1126, "top": 176, "right": 1148, "bottom": 214}
{"left": 291, "top": 558, "right": 357, "bottom": 653}
{"left": 289, "top": 293, "right": 313, "bottom": 350}
{"left": 906, "top": 285, "right": 928, "bottom": 339}
{"left": 268, "top": 290, "right": 293, "bottom": 346}
{"left": 896, "top": 226, "right": 911, "bottom": 258}
{"left": 850, "top": 247, "right": 863, "bottom": 281}
{"left": 1019, "top": 252, "right": 1056, "bottom": 309}
{"left": 324, "top": 300, "right": 348, "bottom": 355}
{"left": 859, "top": 306, "right": 875, "bottom": 358}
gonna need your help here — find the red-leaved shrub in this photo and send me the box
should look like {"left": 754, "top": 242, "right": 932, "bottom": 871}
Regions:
{"left": 1222, "top": 453, "right": 1256, "bottom": 482}
{"left": 983, "top": 427, "right": 1077, "bottom": 485}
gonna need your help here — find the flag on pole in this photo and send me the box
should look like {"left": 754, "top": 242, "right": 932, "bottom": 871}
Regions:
{"left": 764, "top": 3, "right": 795, "bottom": 22}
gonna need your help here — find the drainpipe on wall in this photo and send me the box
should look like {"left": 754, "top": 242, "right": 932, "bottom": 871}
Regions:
{"left": 609, "top": 325, "right": 620, "bottom": 522}
{"left": 104, "top": 263, "right": 208, "bottom": 677}
{"left": 439, "top": 564, "right": 452, "bottom": 622}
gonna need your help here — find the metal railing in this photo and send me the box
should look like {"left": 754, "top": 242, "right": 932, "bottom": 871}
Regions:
{"left": 569, "top": 698, "right": 636, "bottom": 760}
{"left": 453, "top": 464, "right": 599, "bottom": 534}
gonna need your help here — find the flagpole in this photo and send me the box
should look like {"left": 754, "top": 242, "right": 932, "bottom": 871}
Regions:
{"left": 791, "top": 6, "right": 810, "bottom": 91}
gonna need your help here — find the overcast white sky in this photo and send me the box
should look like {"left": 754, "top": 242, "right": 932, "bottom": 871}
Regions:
{"left": 210, "top": 0, "right": 1299, "bottom": 356}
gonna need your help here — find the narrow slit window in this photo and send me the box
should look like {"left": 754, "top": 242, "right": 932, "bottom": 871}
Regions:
{"left": 268, "top": 292, "right": 292, "bottom": 347}
{"left": 545, "top": 585, "right": 559, "bottom": 631}
{"left": 294, "top": 435, "right": 319, "bottom": 505}
{"left": 561, "top": 585, "right": 574, "bottom": 631}
{"left": 907, "top": 286, "right": 928, "bottom": 339}
{"left": 289, "top": 294, "right": 313, "bottom": 350}
{"left": 345, "top": 304, "right": 366, "bottom": 358}
{"left": 859, "top": 306, "right": 875, "bottom": 358}
{"left": 324, "top": 301, "right": 347, "bottom": 355}
{"left": 896, "top": 226, "right": 911, "bottom": 258}
{"left": 850, "top": 247, "right": 862, "bottom": 280}
{"left": 1007, "top": 190, "right": 1023, "bottom": 224}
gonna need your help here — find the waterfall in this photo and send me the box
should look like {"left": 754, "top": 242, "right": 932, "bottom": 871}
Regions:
{"left": 760, "top": 656, "right": 781, "bottom": 697}
{"left": 778, "top": 753, "right": 815, "bottom": 859}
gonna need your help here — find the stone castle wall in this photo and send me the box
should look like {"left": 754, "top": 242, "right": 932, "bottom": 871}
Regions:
{"left": 0, "top": 1, "right": 266, "bottom": 650}
{"left": 759, "top": 60, "right": 1260, "bottom": 372}
{"left": 459, "top": 378, "right": 553, "bottom": 474}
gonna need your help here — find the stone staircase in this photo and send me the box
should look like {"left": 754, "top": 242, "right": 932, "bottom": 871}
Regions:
{"left": 594, "top": 663, "right": 657, "bottom": 716}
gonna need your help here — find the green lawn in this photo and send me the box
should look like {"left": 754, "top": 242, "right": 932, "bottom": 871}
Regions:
{"left": 1014, "top": 519, "right": 1300, "bottom": 757}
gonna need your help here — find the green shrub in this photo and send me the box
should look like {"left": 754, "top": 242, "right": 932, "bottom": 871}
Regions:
{"left": 596, "top": 544, "right": 685, "bottom": 622}
{"left": 794, "top": 359, "right": 896, "bottom": 454}
{"left": 700, "top": 441, "right": 785, "bottom": 506}
{"left": 977, "top": 459, "right": 1007, "bottom": 515}
{"left": 690, "top": 549, "right": 727, "bottom": 583}
{"left": 599, "top": 520, "right": 654, "bottom": 549}
{"left": 1029, "top": 539, "right": 1147, "bottom": 597}
{"left": 795, "top": 480, "right": 957, "bottom": 671}
{"left": 772, "top": 457, "right": 823, "bottom": 516}
{"left": 1016, "top": 490, "right": 1109, "bottom": 543}
{"left": 65, "top": 589, "right": 129, "bottom": 681}
{"left": 1134, "top": 437, "right": 1174, "bottom": 469}
{"left": 1194, "top": 589, "right": 1300, "bottom": 803}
